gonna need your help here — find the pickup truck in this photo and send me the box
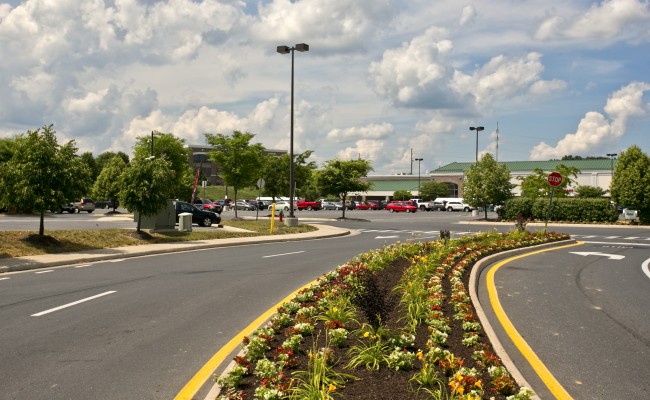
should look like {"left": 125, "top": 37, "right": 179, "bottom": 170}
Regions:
{"left": 410, "top": 199, "right": 432, "bottom": 211}
{"left": 296, "top": 200, "right": 322, "bottom": 211}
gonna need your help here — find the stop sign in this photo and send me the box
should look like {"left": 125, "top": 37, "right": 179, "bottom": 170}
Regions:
{"left": 547, "top": 171, "right": 563, "bottom": 187}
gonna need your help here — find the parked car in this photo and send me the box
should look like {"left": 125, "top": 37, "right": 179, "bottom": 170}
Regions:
{"left": 366, "top": 200, "right": 383, "bottom": 210}
{"left": 428, "top": 200, "right": 447, "bottom": 211}
{"left": 354, "top": 202, "right": 370, "bottom": 210}
{"left": 58, "top": 202, "right": 76, "bottom": 213}
{"left": 173, "top": 200, "right": 220, "bottom": 227}
{"left": 445, "top": 200, "right": 474, "bottom": 212}
{"left": 411, "top": 198, "right": 432, "bottom": 211}
{"left": 268, "top": 201, "right": 295, "bottom": 211}
{"left": 345, "top": 200, "right": 357, "bottom": 210}
{"left": 322, "top": 201, "right": 343, "bottom": 210}
{"left": 234, "top": 200, "right": 256, "bottom": 211}
{"left": 386, "top": 201, "right": 417, "bottom": 213}
{"left": 296, "top": 200, "right": 322, "bottom": 211}
{"left": 74, "top": 198, "right": 96, "bottom": 213}
{"left": 192, "top": 198, "right": 212, "bottom": 210}
{"left": 95, "top": 199, "right": 119, "bottom": 209}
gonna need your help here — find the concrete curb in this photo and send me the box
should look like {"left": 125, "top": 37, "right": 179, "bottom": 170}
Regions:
{"left": 0, "top": 224, "right": 353, "bottom": 274}
{"left": 468, "top": 239, "right": 576, "bottom": 399}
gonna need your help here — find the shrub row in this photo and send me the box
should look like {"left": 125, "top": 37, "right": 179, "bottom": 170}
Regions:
{"left": 498, "top": 198, "right": 619, "bottom": 223}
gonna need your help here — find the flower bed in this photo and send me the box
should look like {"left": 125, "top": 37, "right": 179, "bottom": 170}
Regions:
{"left": 215, "top": 230, "right": 569, "bottom": 399}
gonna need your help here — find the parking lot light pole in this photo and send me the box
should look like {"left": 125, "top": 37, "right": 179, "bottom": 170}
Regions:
{"left": 469, "top": 126, "right": 484, "bottom": 162}
{"left": 277, "top": 43, "right": 309, "bottom": 219}
{"left": 415, "top": 158, "right": 423, "bottom": 196}
{"left": 606, "top": 153, "right": 617, "bottom": 177}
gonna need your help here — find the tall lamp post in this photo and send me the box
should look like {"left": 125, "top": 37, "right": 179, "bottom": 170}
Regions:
{"left": 277, "top": 43, "right": 309, "bottom": 220}
{"left": 415, "top": 158, "right": 423, "bottom": 196}
{"left": 606, "top": 153, "right": 617, "bottom": 176}
{"left": 469, "top": 126, "right": 484, "bottom": 162}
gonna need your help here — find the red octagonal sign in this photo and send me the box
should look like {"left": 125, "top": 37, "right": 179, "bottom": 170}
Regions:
{"left": 547, "top": 171, "right": 563, "bottom": 187}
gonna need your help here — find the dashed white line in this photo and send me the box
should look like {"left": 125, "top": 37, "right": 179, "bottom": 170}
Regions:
{"left": 75, "top": 264, "right": 93, "bottom": 268}
{"left": 0, "top": 277, "right": 10, "bottom": 281}
{"left": 31, "top": 291, "right": 117, "bottom": 317}
{"left": 35, "top": 270, "right": 54, "bottom": 274}
{"left": 262, "top": 251, "right": 306, "bottom": 258}
{"left": 605, "top": 236, "right": 621, "bottom": 239}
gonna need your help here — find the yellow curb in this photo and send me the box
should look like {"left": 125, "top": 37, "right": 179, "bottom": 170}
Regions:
{"left": 486, "top": 241, "right": 584, "bottom": 400}
{"left": 174, "top": 278, "right": 320, "bottom": 400}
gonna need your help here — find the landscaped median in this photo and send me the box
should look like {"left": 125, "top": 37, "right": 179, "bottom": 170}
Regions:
{"left": 0, "top": 220, "right": 316, "bottom": 259}
{"left": 212, "top": 230, "right": 570, "bottom": 400}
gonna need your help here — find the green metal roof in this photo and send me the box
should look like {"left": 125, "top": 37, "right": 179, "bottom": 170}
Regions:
{"left": 432, "top": 159, "right": 616, "bottom": 173}
{"left": 366, "top": 179, "right": 420, "bottom": 192}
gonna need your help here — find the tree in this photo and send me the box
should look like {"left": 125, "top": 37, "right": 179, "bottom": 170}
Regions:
{"left": 393, "top": 190, "right": 412, "bottom": 201}
{"left": 80, "top": 152, "right": 99, "bottom": 181}
{"left": 93, "top": 156, "right": 127, "bottom": 212}
{"left": 518, "top": 164, "right": 579, "bottom": 199}
{"left": 419, "top": 180, "right": 448, "bottom": 201}
{"left": 96, "top": 151, "right": 129, "bottom": 173}
{"left": 133, "top": 131, "right": 193, "bottom": 199}
{"left": 119, "top": 156, "right": 172, "bottom": 232}
{"left": 0, "top": 137, "right": 16, "bottom": 163}
{"left": 610, "top": 145, "right": 650, "bottom": 224}
{"left": 575, "top": 185, "right": 607, "bottom": 198}
{"left": 315, "top": 159, "right": 373, "bottom": 219}
{"left": 462, "top": 153, "right": 515, "bottom": 219}
{"left": 205, "top": 131, "right": 265, "bottom": 218}
{"left": 0, "top": 125, "right": 91, "bottom": 236}
{"left": 261, "top": 150, "right": 316, "bottom": 200}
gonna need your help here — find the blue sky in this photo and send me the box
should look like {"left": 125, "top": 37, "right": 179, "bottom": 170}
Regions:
{"left": 0, "top": 0, "right": 648, "bottom": 174}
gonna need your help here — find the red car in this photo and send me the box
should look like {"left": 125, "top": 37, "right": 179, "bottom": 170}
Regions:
{"left": 355, "top": 202, "right": 370, "bottom": 210}
{"left": 386, "top": 201, "right": 417, "bottom": 213}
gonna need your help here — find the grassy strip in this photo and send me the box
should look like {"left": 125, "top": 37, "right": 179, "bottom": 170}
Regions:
{"left": 0, "top": 220, "right": 316, "bottom": 259}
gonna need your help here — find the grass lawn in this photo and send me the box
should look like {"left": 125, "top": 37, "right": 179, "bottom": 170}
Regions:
{"left": 0, "top": 220, "right": 316, "bottom": 259}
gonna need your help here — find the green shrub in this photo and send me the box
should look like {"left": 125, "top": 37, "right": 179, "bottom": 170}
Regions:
{"left": 501, "top": 198, "right": 618, "bottom": 223}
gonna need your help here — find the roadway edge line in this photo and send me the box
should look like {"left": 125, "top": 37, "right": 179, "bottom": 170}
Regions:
{"left": 174, "top": 278, "right": 320, "bottom": 400}
{"left": 469, "top": 239, "right": 579, "bottom": 400}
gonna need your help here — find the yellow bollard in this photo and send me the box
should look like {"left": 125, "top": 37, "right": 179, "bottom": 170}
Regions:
{"left": 270, "top": 203, "right": 276, "bottom": 234}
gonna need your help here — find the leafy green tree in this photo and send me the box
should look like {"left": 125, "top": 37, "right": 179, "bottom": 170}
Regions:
{"left": 96, "top": 151, "right": 129, "bottom": 173}
{"left": 261, "top": 150, "right": 317, "bottom": 200}
{"left": 462, "top": 153, "right": 515, "bottom": 219}
{"left": 610, "top": 145, "right": 650, "bottom": 223}
{"left": 205, "top": 130, "right": 265, "bottom": 218}
{"left": 133, "top": 131, "right": 193, "bottom": 199}
{"left": 392, "top": 190, "right": 412, "bottom": 201}
{"left": 0, "top": 137, "right": 16, "bottom": 163}
{"left": 518, "top": 164, "right": 579, "bottom": 199}
{"left": 574, "top": 185, "right": 607, "bottom": 198}
{"left": 419, "top": 181, "right": 448, "bottom": 201}
{"left": 315, "top": 159, "right": 373, "bottom": 219}
{"left": 0, "top": 125, "right": 91, "bottom": 236}
{"left": 80, "top": 152, "right": 99, "bottom": 181}
{"left": 119, "top": 156, "right": 172, "bottom": 232}
{"left": 93, "top": 156, "right": 127, "bottom": 211}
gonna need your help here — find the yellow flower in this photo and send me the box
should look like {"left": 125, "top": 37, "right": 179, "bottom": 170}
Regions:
{"left": 475, "top": 379, "right": 483, "bottom": 389}
{"left": 328, "top": 384, "right": 336, "bottom": 392}
{"left": 416, "top": 351, "right": 423, "bottom": 361}
{"left": 332, "top": 307, "right": 338, "bottom": 313}
{"left": 363, "top": 331, "right": 370, "bottom": 338}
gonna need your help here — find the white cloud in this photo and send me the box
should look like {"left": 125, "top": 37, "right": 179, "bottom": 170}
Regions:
{"left": 459, "top": 4, "right": 476, "bottom": 26}
{"left": 529, "top": 81, "right": 650, "bottom": 160}
{"left": 535, "top": 0, "right": 650, "bottom": 44}
{"left": 326, "top": 122, "right": 394, "bottom": 142}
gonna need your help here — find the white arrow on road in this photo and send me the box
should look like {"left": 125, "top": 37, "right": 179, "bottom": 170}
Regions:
{"left": 570, "top": 252, "right": 625, "bottom": 260}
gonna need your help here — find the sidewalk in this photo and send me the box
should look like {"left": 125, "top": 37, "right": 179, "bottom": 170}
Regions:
{"left": 0, "top": 224, "right": 352, "bottom": 274}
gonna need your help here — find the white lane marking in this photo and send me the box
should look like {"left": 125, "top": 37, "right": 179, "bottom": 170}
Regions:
{"left": 75, "top": 264, "right": 93, "bottom": 268}
{"left": 376, "top": 235, "right": 399, "bottom": 239}
{"left": 642, "top": 258, "right": 650, "bottom": 280}
{"left": 625, "top": 237, "right": 642, "bottom": 240}
{"left": 35, "top": 270, "right": 54, "bottom": 274}
{"left": 31, "top": 291, "right": 117, "bottom": 317}
{"left": 109, "top": 259, "right": 125, "bottom": 263}
{"left": 580, "top": 235, "right": 596, "bottom": 238}
{"left": 582, "top": 240, "right": 650, "bottom": 247}
{"left": 570, "top": 252, "right": 625, "bottom": 260}
{"left": 262, "top": 251, "right": 306, "bottom": 259}
{"left": 605, "top": 236, "right": 621, "bottom": 239}
{"left": 0, "top": 277, "right": 10, "bottom": 281}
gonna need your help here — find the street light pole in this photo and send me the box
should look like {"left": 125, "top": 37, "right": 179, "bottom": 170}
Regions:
{"left": 469, "top": 126, "right": 484, "bottom": 162}
{"left": 415, "top": 158, "right": 423, "bottom": 196}
{"left": 606, "top": 152, "right": 617, "bottom": 179}
{"left": 277, "top": 43, "right": 309, "bottom": 219}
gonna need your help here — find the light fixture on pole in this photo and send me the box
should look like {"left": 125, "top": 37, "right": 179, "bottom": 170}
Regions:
{"left": 277, "top": 43, "right": 309, "bottom": 219}
{"left": 606, "top": 153, "right": 617, "bottom": 177}
{"left": 415, "top": 158, "right": 423, "bottom": 196}
{"left": 469, "top": 126, "right": 484, "bottom": 162}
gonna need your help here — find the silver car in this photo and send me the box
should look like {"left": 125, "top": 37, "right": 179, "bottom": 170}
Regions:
{"left": 322, "top": 201, "right": 343, "bottom": 210}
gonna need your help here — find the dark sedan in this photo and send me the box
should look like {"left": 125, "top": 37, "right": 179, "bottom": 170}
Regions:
{"left": 173, "top": 200, "right": 221, "bottom": 227}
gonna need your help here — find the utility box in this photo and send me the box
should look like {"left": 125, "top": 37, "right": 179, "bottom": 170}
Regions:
{"left": 178, "top": 212, "right": 193, "bottom": 232}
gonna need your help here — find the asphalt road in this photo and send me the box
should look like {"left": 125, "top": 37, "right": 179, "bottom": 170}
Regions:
{"left": 1, "top": 209, "right": 649, "bottom": 399}
{"left": 476, "top": 236, "right": 650, "bottom": 399}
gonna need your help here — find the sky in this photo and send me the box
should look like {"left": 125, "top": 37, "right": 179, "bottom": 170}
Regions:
{"left": 0, "top": 0, "right": 649, "bottom": 175}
